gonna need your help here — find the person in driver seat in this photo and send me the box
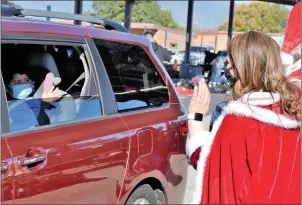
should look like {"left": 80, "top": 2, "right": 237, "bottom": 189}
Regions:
{"left": 5, "top": 67, "right": 76, "bottom": 132}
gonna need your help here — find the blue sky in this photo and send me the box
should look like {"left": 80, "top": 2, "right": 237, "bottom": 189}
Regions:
{"left": 11, "top": 1, "right": 292, "bottom": 30}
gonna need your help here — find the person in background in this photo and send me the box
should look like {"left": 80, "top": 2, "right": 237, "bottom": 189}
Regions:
{"left": 186, "top": 31, "right": 300, "bottom": 204}
{"left": 203, "top": 50, "right": 217, "bottom": 82}
{"left": 210, "top": 51, "right": 227, "bottom": 83}
{"left": 280, "top": 2, "right": 301, "bottom": 86}
{"left": 143, "top": 30, "right": 171, "bottom": 64}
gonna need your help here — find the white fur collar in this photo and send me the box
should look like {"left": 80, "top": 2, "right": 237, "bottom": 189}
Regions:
{"left": 286, "top": 59, "right": 301, "bottom": 75}
{"left": 226, "top": 92, "right": 300, "bottom": 129}
{"left": 281, "top": 51, "right": 301, "bottom": 75}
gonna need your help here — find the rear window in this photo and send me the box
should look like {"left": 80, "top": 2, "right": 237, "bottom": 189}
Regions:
{"left": 169, "top": 50, "right": 176, "bottom": 55}
{"left": 94, "top": 40, "right": 169, "bottom": 112}
{"left": 191, "top": 47, "right": 206, "bottom": 53}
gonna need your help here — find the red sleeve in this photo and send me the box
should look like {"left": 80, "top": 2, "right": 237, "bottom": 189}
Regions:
{"left": 186, "top": 131, "right": 209, "bottom": 168}
{"left": 190, "top": 147, "right": 201, "bottom": 169}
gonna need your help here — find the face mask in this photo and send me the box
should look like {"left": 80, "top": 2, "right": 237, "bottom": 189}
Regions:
{"left": 224, "top": 68, "right": 237, "bottom": 87}
{"left": 10, "top": 84, "right": 33, "bottom": 99}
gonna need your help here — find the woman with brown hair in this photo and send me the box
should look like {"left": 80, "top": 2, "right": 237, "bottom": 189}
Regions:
{"left": 186, "top": 31, "right": 300, "bottom": 204}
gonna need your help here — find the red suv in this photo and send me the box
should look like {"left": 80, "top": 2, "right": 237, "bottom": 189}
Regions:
{"left": 1, "top": 2, "right": 188, "bottom": 204}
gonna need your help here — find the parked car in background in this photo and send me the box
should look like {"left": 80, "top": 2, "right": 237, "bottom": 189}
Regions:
{"left": 167, "top": 48, "right": 177, "bottom": 57}
{"left": 170, "top": 49, "right": 186, "bottom": 65}
{"left": 1, "top": 2, "right": 188, "bottom": 204}
{"left": 170, "top": 49, "right": 203, "bottom": 66}
{"left": 203, "top": 45, "right": 215, "bottom": 53}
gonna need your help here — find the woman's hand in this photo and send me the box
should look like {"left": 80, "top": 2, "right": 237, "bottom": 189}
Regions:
{"left": 188, "top": 78, "right": 211, "bottom": 115}
{"left": 188, "top": 78, "right": 211, "bottom": 136}
{"left": 42, "top": 86, "right": 62, "bottom": 102}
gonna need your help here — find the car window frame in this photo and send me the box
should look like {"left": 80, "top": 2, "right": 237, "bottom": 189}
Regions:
{"left": 91, "top": 38, "right": 170, "bottom": 115}
{"left": 1, "top": 74, "right": 10, "bottom": 134}
{"left": 85, "top": 38, "right": 118, "bottom": 116}
{"left": 1, "top": 34, "right": 113, "bottom": 137}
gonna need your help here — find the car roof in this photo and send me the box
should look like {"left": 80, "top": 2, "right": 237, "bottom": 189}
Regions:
{"left": 2, "top": 16, "right": 152, "bottom": 48}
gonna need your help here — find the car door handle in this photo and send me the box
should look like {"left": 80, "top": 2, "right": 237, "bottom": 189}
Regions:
{"left": 1, "top": 162, "right": 8, "bottom": 172}
{"left": 18, "top": 155, "right": 46, "bottom": 166}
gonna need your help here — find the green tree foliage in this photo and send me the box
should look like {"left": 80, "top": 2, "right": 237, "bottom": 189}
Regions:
{"left": 218, "top": 2, "right": 289, "bottom": 33}
{"left": 86, "top": 1, "right": 182, "bottom": 30}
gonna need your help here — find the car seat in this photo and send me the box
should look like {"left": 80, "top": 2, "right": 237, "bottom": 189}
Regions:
{"left": 27, "top": 51, "right": 62, "bottom": 86}
{"left": 46, "top": 46, "right": 69, "bottom": 90}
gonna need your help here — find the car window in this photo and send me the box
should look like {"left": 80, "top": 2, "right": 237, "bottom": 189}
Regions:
{"left": 94, "top": 39, "right": 169, "bottom": 113}
{"left": 178, "top": 50, "right": 185, "bottom": 55}
{"left": 191, "top": 47, "right": 206, "bottom": 53}
{"left": 169, "top": 50, "right": 176, "bottom": 55}
{"left": 1, "top": 43, "right": 102, "bottom": 133}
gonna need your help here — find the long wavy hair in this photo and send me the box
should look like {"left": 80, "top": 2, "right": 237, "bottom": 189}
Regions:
{"left": 229, "top": 31, "right": 300, "bottom": 121}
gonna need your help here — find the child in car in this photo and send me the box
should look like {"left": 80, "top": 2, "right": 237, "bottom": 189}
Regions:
{"left": 5, "top": 68, "right": 76, "bottom": 132}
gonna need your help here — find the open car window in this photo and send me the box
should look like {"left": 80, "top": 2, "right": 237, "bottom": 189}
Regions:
{"left": 1, "top": 43, "right": 102, "bottom": 133}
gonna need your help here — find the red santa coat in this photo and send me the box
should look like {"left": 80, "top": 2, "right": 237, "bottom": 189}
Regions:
{"left": 186, "top": 92, "right": 300, "bottom": 204}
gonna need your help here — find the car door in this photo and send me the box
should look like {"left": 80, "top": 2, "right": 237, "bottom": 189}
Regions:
{"left": 1, "top": 36, "right": 130, "bottom": 204}
{"left": 90, "top": 37, "right": 188, "bottom": 203}
{"left": 1, "top": 76, "right": 14, "bottom": 204}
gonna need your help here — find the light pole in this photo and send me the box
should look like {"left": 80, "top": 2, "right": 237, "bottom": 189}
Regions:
{"left": 184, "top": 0, "right": 194, "bottom": 64}
{"left": 124, "top": 0, "right": 135, "bottom": 31}
{"left": 227, "top": 0, "right": 235, "bottom": 44}
{"left": 46, "top": 5, "right": 51, "bottom": 21}
{"left": 74, "top": 0, "right": 83, "bottom": 25}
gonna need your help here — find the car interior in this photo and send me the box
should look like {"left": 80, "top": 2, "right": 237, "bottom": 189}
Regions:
{"left": 1, "top": 43, "right": 102, "bottom": 132}
{"left": 94, "top": 40, "right": 169, "bottom": 112}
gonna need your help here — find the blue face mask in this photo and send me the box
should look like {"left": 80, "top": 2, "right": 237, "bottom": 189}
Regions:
{"left": 11, "top": 84, "right": 33, "bottom": 100}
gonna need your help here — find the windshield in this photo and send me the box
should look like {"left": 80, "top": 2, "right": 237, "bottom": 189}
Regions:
{"left": 191, "top": 47, "right": 206, "bottom": 53}
{"left": 169, "top": 50, "right": 176, "bottom": 55}
{"left": 178, "top": 50, "right": 185, "bottom": 56}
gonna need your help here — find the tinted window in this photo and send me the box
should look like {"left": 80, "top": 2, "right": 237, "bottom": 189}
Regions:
{"left": 2, "top": 43, "right": 102, "bottom": 133}
{"left": 191, "top": 47, "right": 206, "bottom": 53}
{"left": 169, "top": 50, "right": 176, "bottom": 55}
{"left": 94, "top": 40, "right": 169, "bottom": 112}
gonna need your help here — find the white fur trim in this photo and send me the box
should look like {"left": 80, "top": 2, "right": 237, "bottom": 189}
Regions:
{"left": 290, "top": 43, "right": 301, "bottom": 56}
{"left": 226, "top": 101, "right": 300, "bottom": 129}
{"left": 285, "top": 59, "right": 301, "bottom": 76}
{"left": 186, "top": 131, "right": 209, "bottom": 159}
{"left": 290, "top": 78, "right": 301, "bottom": 86}
{"left": 281, "top": 50, "right": 301, "bottom": 76}
{"left": 192, "top": 112, "right": 227, "bottom": 204}
{"left": 191, "top": 92, "right": 300, "bottom": 204}
{"left": 281, "top": 51, "right": 294, "bottom": 67}
{"left": 240, "top": 92, "right": 280, "bottom": 106}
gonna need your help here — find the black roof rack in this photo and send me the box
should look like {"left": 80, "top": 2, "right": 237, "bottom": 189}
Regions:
{"left": 1, "top": 1, "right": 129, "bottom": 33}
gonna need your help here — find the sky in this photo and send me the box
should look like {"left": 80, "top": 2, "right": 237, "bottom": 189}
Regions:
{"left": 11, "top": 1, "right": 292, "bottom": 30}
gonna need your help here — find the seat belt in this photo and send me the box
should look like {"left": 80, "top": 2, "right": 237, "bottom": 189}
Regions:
{"left": 66, "top": 72, "right": 85, "bottom": 93}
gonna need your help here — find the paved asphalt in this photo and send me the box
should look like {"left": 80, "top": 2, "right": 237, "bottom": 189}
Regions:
{"left": 179, "top": 93, "right": 227, "bottom": 203}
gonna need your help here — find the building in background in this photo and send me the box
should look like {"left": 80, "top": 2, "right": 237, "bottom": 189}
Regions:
{"left": 52, "top": 20, "right": 282, "bottom": 52}
{"left": 130, "top": 23, "right": 282, "bottom": 52}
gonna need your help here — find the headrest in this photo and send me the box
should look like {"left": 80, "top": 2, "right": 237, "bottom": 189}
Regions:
{"left": 27, "top": 52, "right": 61, "bottom": 85}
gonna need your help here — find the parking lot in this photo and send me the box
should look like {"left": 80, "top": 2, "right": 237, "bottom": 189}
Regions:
{"left": 180, "top": 93, "right": 227, "bottom": 203}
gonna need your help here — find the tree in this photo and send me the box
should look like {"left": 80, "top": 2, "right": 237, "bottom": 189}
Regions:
{"left": 218, "top": 2, "right": 289, "bottom": 33}
{"left": 85, "top": 1, "right": 182, "bottom": 30}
